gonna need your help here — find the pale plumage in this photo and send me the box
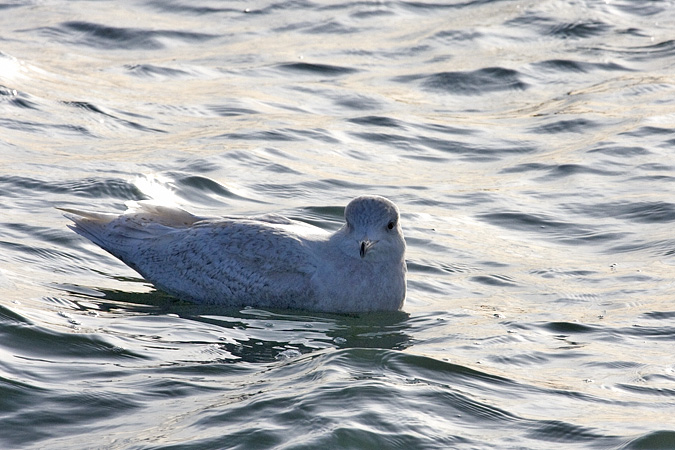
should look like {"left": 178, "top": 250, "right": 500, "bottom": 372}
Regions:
{"left": 61, "top": 196, "right": 407, "bottom": 312}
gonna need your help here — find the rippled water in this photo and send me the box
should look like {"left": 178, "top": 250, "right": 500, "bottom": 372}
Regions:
{"left": 2, "top": 0, "right": 675, "bottom": 448}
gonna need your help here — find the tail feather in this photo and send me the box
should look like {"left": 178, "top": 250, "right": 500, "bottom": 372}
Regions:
{"left": 58, "top": 203, "right": 202, "bottom": 260}
{"left": 58, "top": 207, "right": 125, "bottom": 254}
{"left": 57, "top": 207, "right": 118, "bottom": 224}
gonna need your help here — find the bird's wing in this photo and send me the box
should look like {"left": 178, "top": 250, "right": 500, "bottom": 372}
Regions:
{"left": 119, "top": 218, "right": 322, "bottom": 306}
{"left": 123, "top": 201, "right": 205, "bottom": 227}
{"left": 62, "top": 204, "right": 327, "bottom": 307}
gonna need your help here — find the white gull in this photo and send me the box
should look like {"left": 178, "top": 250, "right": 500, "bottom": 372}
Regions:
{"left": 61, "top": 195, "right": 407, "bottom": 313}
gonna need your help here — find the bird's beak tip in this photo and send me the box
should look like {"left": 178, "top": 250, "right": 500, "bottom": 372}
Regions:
{"left": 359, "top": 239, "right": 376, "bottom": 258}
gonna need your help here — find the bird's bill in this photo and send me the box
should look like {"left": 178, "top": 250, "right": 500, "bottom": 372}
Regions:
{"left": 359, "top": 239, "right": 376, "bottom": 258}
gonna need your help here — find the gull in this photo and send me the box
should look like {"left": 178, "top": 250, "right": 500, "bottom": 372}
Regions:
{"left": 60, "top": 195, "right": 407, "bottom": 313}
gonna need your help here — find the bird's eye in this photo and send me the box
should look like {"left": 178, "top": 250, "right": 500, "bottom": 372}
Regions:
{"left": 387, "top": 220, "right": 395, "bottom": 230}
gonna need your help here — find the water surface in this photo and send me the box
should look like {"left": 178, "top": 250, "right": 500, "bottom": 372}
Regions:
{"left": 1, "top": 0, "right": 675, "bottom": 448}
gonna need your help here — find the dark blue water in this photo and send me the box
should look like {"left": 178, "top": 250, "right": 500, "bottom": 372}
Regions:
{"left": 1, "top": 0, "right": 675, "bottom": 448}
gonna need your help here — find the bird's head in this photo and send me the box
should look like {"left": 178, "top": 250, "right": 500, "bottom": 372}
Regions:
{"left": 340, "top": 195, "right": 405, "bottom": 262}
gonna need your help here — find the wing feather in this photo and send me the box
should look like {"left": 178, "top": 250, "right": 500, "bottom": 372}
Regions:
{"left": 61, "top": 205, "right": 324, "bottom": 307}
{"left": 134, "top": 220, "right": 319, "bottom": 306}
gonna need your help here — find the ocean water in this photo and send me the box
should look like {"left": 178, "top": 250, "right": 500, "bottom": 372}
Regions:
{"left": 1, "top": 0, "right": 675, "bottom": 448}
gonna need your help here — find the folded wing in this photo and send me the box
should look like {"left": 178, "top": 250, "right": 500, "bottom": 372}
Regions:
{"left": 62, "top": 203, "right": 321, "bottom": 307}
